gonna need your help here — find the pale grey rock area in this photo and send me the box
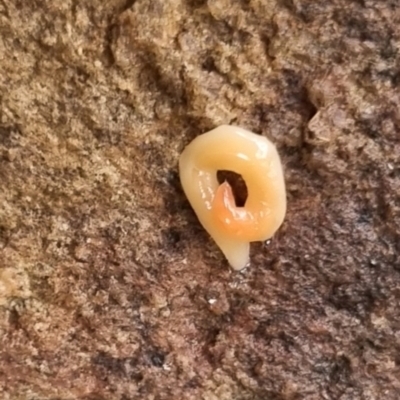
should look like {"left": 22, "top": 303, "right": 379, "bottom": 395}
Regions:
{"left": 0, "top": 1, "right": 400, "bottom": 399}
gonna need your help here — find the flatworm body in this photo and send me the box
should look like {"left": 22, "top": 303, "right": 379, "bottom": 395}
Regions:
{"left": 179, "top": 125, "right": 286, "bottom": 270}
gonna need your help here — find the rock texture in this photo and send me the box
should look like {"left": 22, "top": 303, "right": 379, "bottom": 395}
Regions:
{"left": 1, "top": 0, "right": 400, "bottom": 399}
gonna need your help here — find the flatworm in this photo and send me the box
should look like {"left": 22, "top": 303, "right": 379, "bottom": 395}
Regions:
{"left": 179, "top": 125, "right": 286, "bottom": 270}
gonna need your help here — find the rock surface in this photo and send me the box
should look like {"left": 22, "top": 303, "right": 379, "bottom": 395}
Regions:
{"left": 1, "top": 0, "right": 400, "bottom": 399}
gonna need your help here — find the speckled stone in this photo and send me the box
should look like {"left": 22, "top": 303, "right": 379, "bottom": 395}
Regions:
{"left": 0, "top": 1, "right": 400, "bottom": 399}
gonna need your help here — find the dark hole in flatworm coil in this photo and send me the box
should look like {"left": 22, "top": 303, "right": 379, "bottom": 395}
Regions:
{"left": 217, "top": 170, "right": 248, "bottom": 207}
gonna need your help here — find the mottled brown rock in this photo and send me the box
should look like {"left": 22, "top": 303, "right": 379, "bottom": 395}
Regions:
{"left": 0, "top": 0, "right": 400, "bottom": 399}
